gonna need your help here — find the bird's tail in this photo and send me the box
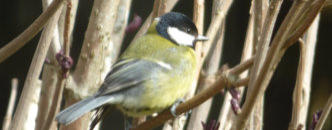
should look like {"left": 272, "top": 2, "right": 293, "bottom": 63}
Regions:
{"left": 56, "top": 96, "right": 117, "bottom": 125}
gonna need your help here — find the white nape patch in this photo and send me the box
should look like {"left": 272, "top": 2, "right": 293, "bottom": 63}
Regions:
{"left": 156, "top": 61, "right": 173, "bottom": 70}
{"left": 154, "top": 17, "right": 160, "bottom": 22}
{"left": 167, "top": 27, "right": 195, "bottom": 46}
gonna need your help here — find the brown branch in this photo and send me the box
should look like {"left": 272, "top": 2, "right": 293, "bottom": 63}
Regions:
{"left": 233, "top": 0, "right": 326, "bottom": 129}
{"left": 183, "top": 0, "right": 207, "bottom": 129}
{"left": 133, "top": 57, "right": 254, "bottom": 130}
{"left": 245, "top": 0, "right": 282, "bottom": 129}
{"left": 2, "top": 78, "right": 18, "bottom": 130}
{"left": 314, "top": 94, "right": 332, "bottom": 130}
{"left": 132, "top": 0, "right": 178, "bottom": 41}
{"left": 289, "top": 39, "right": 306, "bottom": 130}
{"left": 193, "top": 0, "right": 205, "bottom": 63}
{"left": 0, "top": 0, "right": 65, "bottom": 63}
{"left": 289, "top": 14, "right": 320, "bottom": 130}
{"left": 229, "top": 56, "right": 254, "bottom": 75}
{"left": 60, "top": 0, "right": 121, "bottom": 129}
{"left": 42, "top": 75, "right": 66, "bottom": 130}
{"left": 199, "top": 0, "right": 233, "bottom": 67}
{"left": 35, "top": 0, "right": 78, "bottom": 129}
{"left": 9, "top": 2, "right": 64, "bottom": 130}
{"left": 218, "top": 3, "right": 254, "bottom": 128}
{"left": 233, "top": 77, "right": 250, "bottom": 87}
{"left": 42, "top": 1, "right": 72, "bottom": 130}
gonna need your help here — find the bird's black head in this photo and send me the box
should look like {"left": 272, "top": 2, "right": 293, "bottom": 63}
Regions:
{"left": 156, "top": 12, "right": 208, "bottom": 47}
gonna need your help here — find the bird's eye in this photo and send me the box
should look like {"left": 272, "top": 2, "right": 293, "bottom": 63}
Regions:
{"left": 186, "top": 28, "right": 191, "bottom": 33}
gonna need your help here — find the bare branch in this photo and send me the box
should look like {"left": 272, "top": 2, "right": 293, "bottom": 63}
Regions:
{"left": 2, "top": 78, "right": 18, "bottom": 130}
{"left": 61, "top": 0, "right": 121, "bottom": 129}
{"left": 182, "top": 0, "right": 208, "bottom": 129}
{"left": 246, "top": 0, "right": 282, "bottom": 129}
{"left": 10, "top": 2, "right": 64, "bottom": 130}
{"left": 289, "top": 14, "right": 320, "bottom": 130}
{"left": 218, "top": 4, "right": 254, "bottom": 128}
{"left": 233, "top": 0, "right": 326, "bottom": 129}
{"left": 132, "top": 0, "right": 178, "bottom": 41}
{"left": 0, "top": 0, "right": 65, "bottom": 63}
{"left": 35, "top": 0, "right": 78, "bottom": 129}
{"left": 42, "top": 1, "right": 74, "bottom": 130}
{"left": 198, "top": 0, "right": 233, "bottom": 67}
{"left": 314, "top": 94, "right": 332, "bottom": 130}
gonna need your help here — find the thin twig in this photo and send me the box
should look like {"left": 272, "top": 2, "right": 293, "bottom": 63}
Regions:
{"left": 42, "top": 75, "right": 67, "bottom": 130}
{"left": 233, "top": 0, "right": 326, "bottom": 129}
{"left": 229, "top": 56, "right": 254, "bottom": 75}
{"left": 182, "top": 0, "right": 207, "bottom": 129}
{"left": 233, "top": 77, "right": 250, "bottom": 87}
{"left": 314, "top": 94, "right": 332, "bottom": 130}
{"left": 289, "top": 39, "right": 306, "bottom": 130}
{"left": 188, "top": 9, "right": 225, "bottom": 130}
{"left": 36, "top": 0, "right": 77, "bottom": 129}
{"left": 199, "top": 0, "right": 233, "bottom": 67}
{"left": 193, "top": 0, "right": 205, "bottom": 63}
{"left": 132, "top": 0, "right": 178, "bottom": 41}
{"left": 246, "top": 0, "right": 282, "bottom": 129}
{"left": 2, "top": 78, "right": 18, "bottom": 130}
{"left": 42, "top": 1, "right": 72, "bottom": 130}
{"left": 218, "top": 4, "right": 254, "bottom": 128}
{"left": 133, "top": 57, "right": 253, "bottom": 130}
{"left": 10, "top": 3, "right": 64, "bottom": 130}
{"left": 289, "top": 14, "right": 320, "bottom": 130}
{"left": 0, "top": 0, "right": 65, "bottom": 63}
{"left": 61, "top": 0, "right": 121, "bottom": 129}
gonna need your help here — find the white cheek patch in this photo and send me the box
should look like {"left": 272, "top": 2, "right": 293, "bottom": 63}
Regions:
{"left": 167, "top": 27, "right": 195, "bottom": 46}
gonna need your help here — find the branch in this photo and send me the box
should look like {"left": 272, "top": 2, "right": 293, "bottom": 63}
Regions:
{"left": 245, "top": 0, "right": 282, "bottom": 129}
{"left": 233, "top": 0, "right": 326, "bottom": 129}
{"left": 36, "top": 0, "right": 78, "bottom": 129}
{"left": 42, "top": 1, "right": 73, "bottom": 130}
{"left": 314, "top": 94, "right": 332, "bottom": 130}
{"left": 218, "top": 2, "right": 255, "bottom": 128}
{"left": 110, "top": 0, "right": 132, "bottom": 64}
{"left": 0, "top": 0, "right": 65, "bottom": 63}
{"left": 188, "top": 1, "right": 226, "bottom": 128}
{"left": 199, "top": 0, "right": 233, "bottom": 67}
{"left": 133, "top": 57, "right": 254, "bottom": 130}
{"left": 289, "top": 14, "right": 320, "bottom": 130}
{"left": 9, "top": 2, "right": 64, "bottom": 130}
{"left": 181, "top": 0, "right": 207, "bottom": 129}
{"left": 2, "top": 78, "right": 18, "bottom": 130}
{"left": 60, "top": 0, "right": 121, "bottom": 129}
{"left": 132, "top": 0, "right": 178, "bottom": 41}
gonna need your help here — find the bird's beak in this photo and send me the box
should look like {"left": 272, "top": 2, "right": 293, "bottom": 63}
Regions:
{"left": 195, "top": 35, "right": 209, "bottom": 41}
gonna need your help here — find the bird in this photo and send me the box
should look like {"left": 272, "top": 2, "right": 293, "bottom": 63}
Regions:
{"left": 55, "top": 12, "right": 208, "bottom": 128}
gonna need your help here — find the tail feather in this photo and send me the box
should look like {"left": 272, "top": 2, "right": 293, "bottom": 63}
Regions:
{"left": 56, "top": 96, "right": 116, "bottom": 125}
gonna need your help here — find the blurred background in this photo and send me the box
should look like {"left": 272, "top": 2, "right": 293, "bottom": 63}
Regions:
{"left": 0, "top": 0, "right": 331, "bottom": 129}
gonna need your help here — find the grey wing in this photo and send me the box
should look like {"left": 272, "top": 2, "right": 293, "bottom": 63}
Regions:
{"left": 95, "top": 58, "right": 171, "bottom": 96}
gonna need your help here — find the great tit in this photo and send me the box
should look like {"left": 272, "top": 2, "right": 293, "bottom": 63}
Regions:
{"left": 56, "top": 12, "right": 208, "bottom": 126}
